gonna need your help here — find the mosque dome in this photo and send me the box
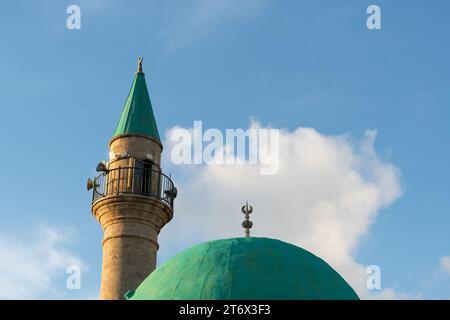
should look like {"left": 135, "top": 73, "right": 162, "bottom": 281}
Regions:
{"left": 125, "top": 237, "right": 359, "bottom": 300}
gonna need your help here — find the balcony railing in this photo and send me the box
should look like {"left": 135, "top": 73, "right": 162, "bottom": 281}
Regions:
{"left": 91, "top": 166, "right": 176, "bottom": 210}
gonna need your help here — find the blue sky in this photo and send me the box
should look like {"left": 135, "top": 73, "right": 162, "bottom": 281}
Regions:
{"left": 0, "top": 0, "right": 449, "bottom": 299}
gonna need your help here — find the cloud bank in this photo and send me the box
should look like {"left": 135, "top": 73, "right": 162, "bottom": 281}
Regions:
{"left": 440, "top": 256, "right": 450, "bottom": 275}
{"left": 160, "top": 121, "right": 405, "bottom": 299}
{"left": 0, "top": 225, "right": 84, "bottom": 299}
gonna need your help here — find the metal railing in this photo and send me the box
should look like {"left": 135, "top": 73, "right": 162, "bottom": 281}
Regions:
{"left": 92, "top": 166, "right": 176, "bottom": 209}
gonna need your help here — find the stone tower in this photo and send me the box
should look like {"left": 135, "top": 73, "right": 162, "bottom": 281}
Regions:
{"left": 88, "top": 58, "right": 176, "bottom": 300}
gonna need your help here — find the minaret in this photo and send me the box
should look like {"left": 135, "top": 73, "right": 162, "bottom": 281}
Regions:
{"left": 88, "top": 58, "right": 176, "bottom": 300}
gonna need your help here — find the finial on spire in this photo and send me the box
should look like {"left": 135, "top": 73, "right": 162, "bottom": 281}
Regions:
{"left": 137, "top": 57, "right": 144, "bottom": 74}
{"left": 241, "top": 201, "right": 253, "bottom": 238}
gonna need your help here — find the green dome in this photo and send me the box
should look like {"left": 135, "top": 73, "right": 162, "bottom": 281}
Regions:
{"left": 125, "top": 237, "right": 359, "bottom": 300}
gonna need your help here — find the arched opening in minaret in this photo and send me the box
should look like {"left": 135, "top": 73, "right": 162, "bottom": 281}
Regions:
{"left": 132, "top": 158, "right": 157, "bottom": 196}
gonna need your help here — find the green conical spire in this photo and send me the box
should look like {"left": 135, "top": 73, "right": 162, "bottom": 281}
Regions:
{"left": 113, "top": 58, "right": 160, "bottom": 141}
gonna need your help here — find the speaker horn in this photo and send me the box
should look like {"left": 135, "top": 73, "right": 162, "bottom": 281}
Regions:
{"left": 164, "top": 187, "right": 178, "bottom": 199}
{"left": 96, "top": 161, "right": 109, "bottom": 173}
{"left": 87, "top": 178, "right": 94, "bottom": 191}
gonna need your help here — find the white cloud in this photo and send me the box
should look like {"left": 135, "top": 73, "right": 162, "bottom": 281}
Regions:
{"left": 0, "top": 225, "right": 84, "bottom": 299}
{"left": 159, "top": 121, "right": 409, "bottom": 299}
{"left": 440, "top": 256, "right": 450, "bottom": 275}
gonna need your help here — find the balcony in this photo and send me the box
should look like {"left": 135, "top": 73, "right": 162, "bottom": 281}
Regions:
{"left": 90, "top": 166, "right": 176, "bottom": 210}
